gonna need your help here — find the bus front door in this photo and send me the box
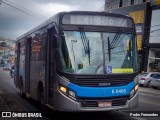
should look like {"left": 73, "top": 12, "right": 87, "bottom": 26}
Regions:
{"left": 45, "top": 27, "right": 57, "bottom": 107}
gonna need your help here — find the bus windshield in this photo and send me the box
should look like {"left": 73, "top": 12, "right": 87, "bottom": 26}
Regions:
{"left": 58, "top": 31, "right": 137, "bottom": 74}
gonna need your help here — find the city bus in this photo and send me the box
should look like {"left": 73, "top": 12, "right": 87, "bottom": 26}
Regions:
{"left": 14, "top": 11, "right": 139, "bottom": 111}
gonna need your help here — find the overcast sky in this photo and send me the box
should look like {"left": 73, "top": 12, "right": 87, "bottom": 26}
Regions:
{"left": 0, "top": 0, "right": 104, "bottom": 40}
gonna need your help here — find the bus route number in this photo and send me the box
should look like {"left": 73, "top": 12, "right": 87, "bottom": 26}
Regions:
{"left": 112, "top": 89, "right": 126, "bottom": 94}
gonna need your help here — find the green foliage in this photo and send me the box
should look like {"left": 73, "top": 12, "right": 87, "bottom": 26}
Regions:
{"left": 0, "top": 42, "right": 7, "bottom": 47}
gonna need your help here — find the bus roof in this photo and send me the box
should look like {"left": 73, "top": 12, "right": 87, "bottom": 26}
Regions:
{"left": 16, "top": 11, "right": 134, "bottom": 41}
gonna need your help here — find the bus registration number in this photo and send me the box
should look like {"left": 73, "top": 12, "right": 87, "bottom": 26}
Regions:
{"left": 112, "top": 89, "right": 126, "bottom": 94}
{"left": 98, "top": 101, "right": 112, "bottom": 107}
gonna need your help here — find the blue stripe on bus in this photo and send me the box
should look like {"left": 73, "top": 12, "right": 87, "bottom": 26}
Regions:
{"left": 68, "top": 82, "right": 135, "bottom": 98}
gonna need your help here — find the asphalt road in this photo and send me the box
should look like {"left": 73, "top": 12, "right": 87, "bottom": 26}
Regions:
{"left": 137, "top": 92, "right": 160, "bottom": 111}
{"left": 0, "top": 68, "right": 39, "bottom": 112}
{"left": 0, "top": 68, "right": 160, "bottom": 120}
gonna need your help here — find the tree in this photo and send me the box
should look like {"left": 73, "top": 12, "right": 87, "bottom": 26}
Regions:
{"left": 0, "top": 42, "right": 7, "bottom": 47}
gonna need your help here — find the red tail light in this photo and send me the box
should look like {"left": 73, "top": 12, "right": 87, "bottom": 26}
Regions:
{"left": 141, "top": 77, "right": 145, "bottom": 80}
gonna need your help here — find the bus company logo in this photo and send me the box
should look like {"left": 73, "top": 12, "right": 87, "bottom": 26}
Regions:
{"left": 1, "top": 112, "right": 42, "bottom": 118}
{"left": 2, "top": 112, "right": 11, "bottom": 117}
{"left": 99, "top": 83, "right": 111, "bottom": 86}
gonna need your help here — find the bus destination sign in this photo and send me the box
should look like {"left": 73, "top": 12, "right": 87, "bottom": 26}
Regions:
{"left": 62, "top": 14, "right": 133, "bottom": 27}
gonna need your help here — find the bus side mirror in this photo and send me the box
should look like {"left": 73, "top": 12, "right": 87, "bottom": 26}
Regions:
{"left": 53, "top": 35, "right": 58, "bottom": 48}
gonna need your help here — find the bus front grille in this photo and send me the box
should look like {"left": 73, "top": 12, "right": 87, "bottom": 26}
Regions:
{"left": 73, "top": 78, "right": 131, "bottom": 87}
{"left": 78, "top": 96, "right": 129, "bottom": 107}
{"left": 72, "top": 74, "right": 136, "bottom": 87}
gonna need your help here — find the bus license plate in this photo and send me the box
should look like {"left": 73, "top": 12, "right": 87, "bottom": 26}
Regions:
{"left": 98, "top": 101, "right": 112, "bottom": 107}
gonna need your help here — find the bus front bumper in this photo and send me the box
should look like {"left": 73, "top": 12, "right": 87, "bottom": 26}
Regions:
{"left": 55, "top": 90, "right": 139, "bottom": 111}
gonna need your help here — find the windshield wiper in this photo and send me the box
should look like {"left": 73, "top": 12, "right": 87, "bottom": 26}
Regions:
{"left": 79, "top": 28, "right": 90, "bottom": 65}
{"left": 107, "top": 32, "right": 121, "bottom": 62}
{"left": 108, "top": 37, "right": 111, "bottom": 62}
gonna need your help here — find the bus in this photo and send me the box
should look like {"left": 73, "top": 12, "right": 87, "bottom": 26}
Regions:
{"left": 14, "top": 11, "right": 139, "bottom": 111}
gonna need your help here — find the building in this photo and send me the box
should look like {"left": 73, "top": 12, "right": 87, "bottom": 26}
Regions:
{"left": 105, "top": 0, "right": 160, "bottom": 72}
{"left": 0, "top": 40, "right": 16, "bottom": 64}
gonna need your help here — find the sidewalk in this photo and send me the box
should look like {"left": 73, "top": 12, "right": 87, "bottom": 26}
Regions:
{"left": 139, "top": 86, "right": 160, "bottom": 96}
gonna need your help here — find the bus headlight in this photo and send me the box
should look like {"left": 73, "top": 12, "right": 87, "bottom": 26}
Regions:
{"left": 130, "top": 84, "right": 139, "bottom": 99}
{"left": 60, "top": 86, "right": 67, "bottom": 93}
{"left": 59, "top": 85, "right": 76, "bottom": 100}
